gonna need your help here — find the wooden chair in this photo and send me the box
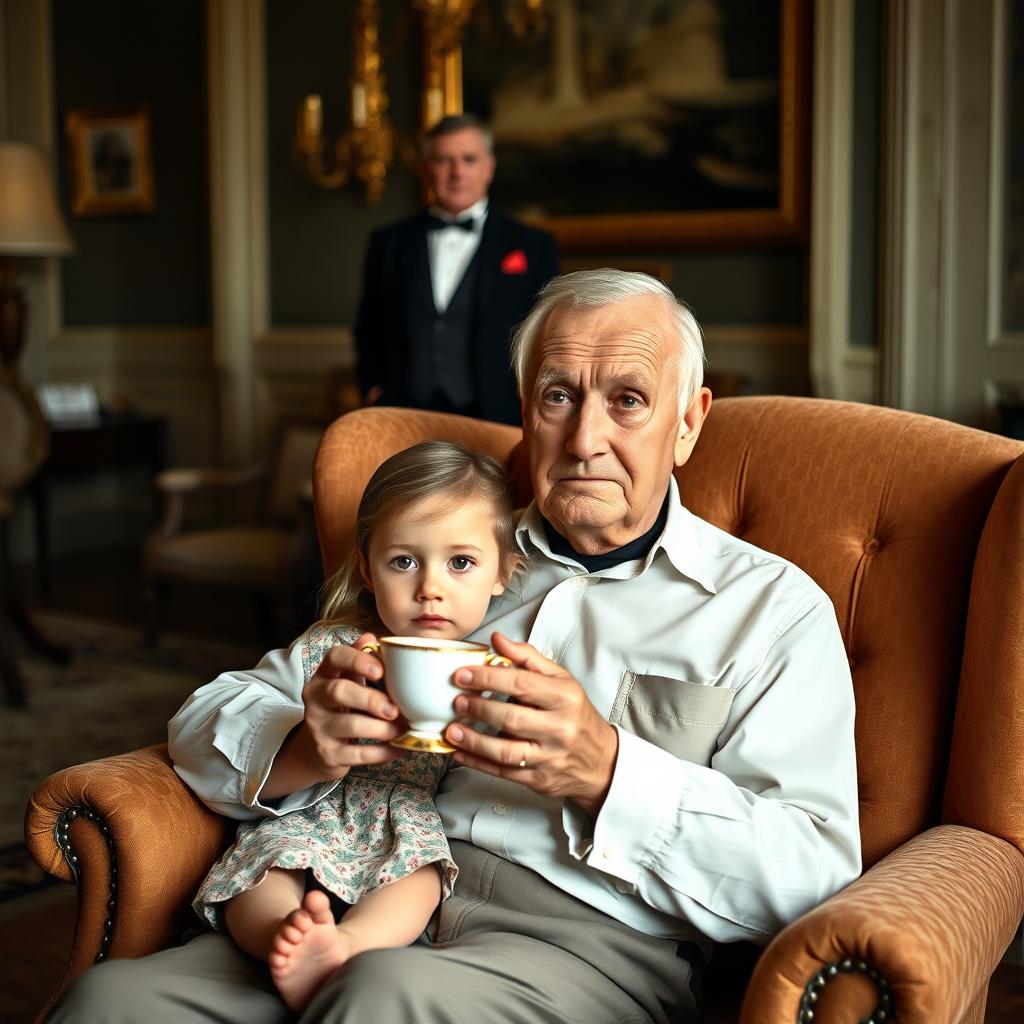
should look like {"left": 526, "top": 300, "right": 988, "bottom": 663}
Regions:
{"left": 141, "top": 419, "right": 324, "bottom": 647}
{"left": 26, "top": 398, "right": 1024, "bottom": 1022}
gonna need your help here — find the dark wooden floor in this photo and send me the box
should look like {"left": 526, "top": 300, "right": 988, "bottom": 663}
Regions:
{"left": 5, "top": 548, "right": 1024, "bottom": 1022}
{"left": 4, "top": 548, "right": 277, "bottom": 1022}
{"left": 0, "top": 887, "right": 76, "bottom": 1024}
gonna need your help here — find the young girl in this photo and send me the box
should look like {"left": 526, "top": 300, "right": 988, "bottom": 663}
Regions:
{"left": 191, "top": 440, "right": 524, "bottom": 1011}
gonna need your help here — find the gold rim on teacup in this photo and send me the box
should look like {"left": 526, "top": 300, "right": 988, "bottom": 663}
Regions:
{"left": 390, "top": 731, "right": 458, "bottom": 754}
{"left": 362, "top": 637, "right": 490, "bottom": 655}
{"left": 361, "top": 639, "right": 511, "bottom": 668}
{"left": 360, "top": 639, "right": 512, "bottom": 754}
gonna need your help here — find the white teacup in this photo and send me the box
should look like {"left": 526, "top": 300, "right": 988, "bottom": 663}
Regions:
{"left": 361, "top": 636, "right": 511, "bottom": 753}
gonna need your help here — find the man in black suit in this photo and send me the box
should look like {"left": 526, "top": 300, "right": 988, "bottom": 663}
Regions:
{"left": 354, "top": 114, "right": 559, "bottom": 426}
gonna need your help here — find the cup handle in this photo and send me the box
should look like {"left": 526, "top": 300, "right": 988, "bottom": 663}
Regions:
{"left": 484, "top": 653, "right": 512, "bottom": 669}
{"left": 360, "top": 642, "right": 382, "bottom": 657}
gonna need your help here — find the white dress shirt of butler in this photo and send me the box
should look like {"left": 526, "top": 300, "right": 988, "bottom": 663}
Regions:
{"left": 53, "top": 269, "right": 861, "bottom": 1024}
{"left": 354, "top": 113, "right": 560, "bottom": 427}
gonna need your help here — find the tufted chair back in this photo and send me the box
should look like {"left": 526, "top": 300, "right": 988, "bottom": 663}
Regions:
{"left": 675, "top": 396, "right": 1024, "bottom": 869}
{"left": 315, "top": 397, "right": 1024, "bottom": 872}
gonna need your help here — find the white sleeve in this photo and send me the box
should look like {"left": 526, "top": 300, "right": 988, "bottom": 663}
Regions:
{"left": 573, "top": 598, "right": 861, "bottom": 944}
{"left": 167, "top": 634, "right": 341, "bottom": 820}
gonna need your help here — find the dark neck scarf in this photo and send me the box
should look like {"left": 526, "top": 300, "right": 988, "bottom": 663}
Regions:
{"left": 541, "top": 490, "right": 670, "bottom": 573}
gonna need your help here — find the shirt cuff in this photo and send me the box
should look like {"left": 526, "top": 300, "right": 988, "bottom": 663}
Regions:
{"left": 234, "top": 705, "right": 340, "bottom": 815}
{"left": 561, "top": 800, "right": 595, "bottom": 860}
{"left": 585, "top": 725, "right": 686, "bottom": 884}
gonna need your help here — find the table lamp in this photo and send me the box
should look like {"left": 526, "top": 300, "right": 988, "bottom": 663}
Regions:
{"left": 0, "top": 144, "right": 73, "bottom": 705}
{"left": 0, "top": 142, "right": 73, "bottom": 369}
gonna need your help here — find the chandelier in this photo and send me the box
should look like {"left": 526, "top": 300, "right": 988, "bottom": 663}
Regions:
{"left": 292, "top": 0, "right": 548, "bottom": 204}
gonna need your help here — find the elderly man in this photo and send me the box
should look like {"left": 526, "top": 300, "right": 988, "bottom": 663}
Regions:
{"left": 354, "top": 113, "right": 559, "bottom": 426}
{"left": 51, "top": 270, "right": 860, "bottom": 1023}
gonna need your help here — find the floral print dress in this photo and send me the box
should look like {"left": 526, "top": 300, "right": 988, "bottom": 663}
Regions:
{"left": 193, "top": 624, "right": 457, "bottom": 930}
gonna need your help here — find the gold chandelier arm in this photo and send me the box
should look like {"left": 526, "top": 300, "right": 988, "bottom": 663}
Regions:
{"left": 413, "top": 0, "right": 476, "bottom": 129}
{"left": 299, "top": 142, "right": 352, "bottom": 191}
{"left": 291, "top": 0, "right": 397, "bottom": 203}
{"left": 291, "top": 0, "right": 550, "bottom": 198}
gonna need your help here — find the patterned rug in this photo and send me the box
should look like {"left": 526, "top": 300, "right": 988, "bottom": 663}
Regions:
{"left": 0, "top": 611, "right": 263, "bottom": 903}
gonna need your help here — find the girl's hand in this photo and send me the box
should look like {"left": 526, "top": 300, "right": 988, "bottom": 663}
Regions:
{"left": 260, "top": 634, "right": 404, "bottom": 799}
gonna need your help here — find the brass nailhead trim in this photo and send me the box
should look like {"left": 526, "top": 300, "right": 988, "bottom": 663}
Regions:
{"left": 54, "top": 805, "right": 117, "bottom": 964}
{"left": 798, "top": 958, "right": 892, "bottom": 1023}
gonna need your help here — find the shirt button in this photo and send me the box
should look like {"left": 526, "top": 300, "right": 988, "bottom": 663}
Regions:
{"left": 492, "top": 804, "right": 507, "bottom": 816}
{"left": 602, "top": 843, "right": 617, "bottom": 860}
{"left": 616, "top": 881, "right": 634, "bottom": 895}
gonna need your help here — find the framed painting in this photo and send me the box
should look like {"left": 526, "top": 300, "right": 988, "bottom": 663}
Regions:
{"left": 65, "top": 105, "right": 156, "bottom": 217}
{"left": 436, "top": 0, "right": 810, "bottom": 250}
{"left": 560, "top": 257, "right": 673, "bottom": 284}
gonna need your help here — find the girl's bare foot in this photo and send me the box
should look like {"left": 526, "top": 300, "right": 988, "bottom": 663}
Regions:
{"left": 268, "top": 890, "right": 353, "bottom": 1012}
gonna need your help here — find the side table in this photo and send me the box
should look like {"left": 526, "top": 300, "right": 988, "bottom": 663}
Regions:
{"left": 29, "top": 413, "right": 166, "bottom": 601}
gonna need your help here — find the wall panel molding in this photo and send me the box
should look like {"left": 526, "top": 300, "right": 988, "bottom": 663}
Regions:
{"left": 809, "top": 0, "right": 854, "bottom": 400}
{"left": 254, "top": 327, "right": 352, "bottom": 428}
{"left": 986, "top": 0, "right": 1024, "bottom": 352}
{"left": 207, "top": 0, "right": 266, "bottom": 465}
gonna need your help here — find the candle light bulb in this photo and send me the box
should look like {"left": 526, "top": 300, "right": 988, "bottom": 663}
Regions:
{"left": 300, "top": 95, "right": 322, "bottom": 153}
{"left": 352, "top": 83, "right": 368, "bottom": 128}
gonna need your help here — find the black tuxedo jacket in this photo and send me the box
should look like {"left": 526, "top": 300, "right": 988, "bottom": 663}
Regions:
{"left": 354, "top": 208, "right": 559, "bottom": 426}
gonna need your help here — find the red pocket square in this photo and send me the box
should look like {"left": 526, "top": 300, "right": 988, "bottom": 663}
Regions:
{"left": 501, "top": 249, "right": 528, "bottom": 274}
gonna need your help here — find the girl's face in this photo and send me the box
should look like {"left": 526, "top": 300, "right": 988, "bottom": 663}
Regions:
{"left": 360, "top": 493, "right": 507, "bottom": 640}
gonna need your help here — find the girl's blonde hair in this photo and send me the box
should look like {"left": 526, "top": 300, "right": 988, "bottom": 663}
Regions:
{"left": 318, "top": 440, "right": 525, "bottom": 632}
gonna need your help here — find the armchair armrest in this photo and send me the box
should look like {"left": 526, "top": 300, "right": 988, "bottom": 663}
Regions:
{"left": 154, "top": 465, "right": 268, "bottom": 495}
{"left": 150, "top": 464, "right": 269, "bottom": 539}
{"left": 25, "top": 744, "right": 232, "bottom": 1011}
{"left": 739, "top": 825, "right": 1024, "bottom": 1023}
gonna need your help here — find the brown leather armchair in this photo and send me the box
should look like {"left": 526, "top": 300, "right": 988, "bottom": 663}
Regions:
{"left": 26, "top": 398, "right": 1024, "bottom": 1022}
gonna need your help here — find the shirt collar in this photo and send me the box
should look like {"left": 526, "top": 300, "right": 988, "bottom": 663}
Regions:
{"left": 427, "top": 197, "right": 489, "bottom": 227}
{"left": 516, "top": 476, "right": 717, "bottom": 594}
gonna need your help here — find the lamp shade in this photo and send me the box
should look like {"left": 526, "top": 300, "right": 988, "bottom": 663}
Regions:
{"left": 0, "top": 143, "right": 73, "bottom": 256}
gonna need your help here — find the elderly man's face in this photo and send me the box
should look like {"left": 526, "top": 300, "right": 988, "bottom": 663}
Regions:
{"left": 522, "top": 295, "right": 712, "bottom": 554}
{"left": 421, "top": 128, "right": 496, "bottom": 216}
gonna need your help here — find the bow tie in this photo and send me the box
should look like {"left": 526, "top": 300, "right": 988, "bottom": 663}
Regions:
{"left": 426, "top": 214, "right": 476, "bottom": 232}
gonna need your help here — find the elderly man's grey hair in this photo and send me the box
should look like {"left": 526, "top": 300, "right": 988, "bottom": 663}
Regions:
{"left": 420, "top": 114, "right": 494, "bottom": 157}
{"left": 509, "top": 268, "right": 706, "bottom": 418}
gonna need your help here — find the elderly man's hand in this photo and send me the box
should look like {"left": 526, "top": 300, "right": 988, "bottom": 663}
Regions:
{"left": 260, "top": 634, "right": 404, "bottom": 800}
{"left": 444, "top": 632, "right": 619, "bottom": 817}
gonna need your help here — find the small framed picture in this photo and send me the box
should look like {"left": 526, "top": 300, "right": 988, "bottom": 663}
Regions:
{"left": 65, "top": 105, "right": 156, "bottom": 217}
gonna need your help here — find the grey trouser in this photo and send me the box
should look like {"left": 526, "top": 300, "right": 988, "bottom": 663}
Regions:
{"left": 48, "top": 840, "right": 702, "bottom": 1024}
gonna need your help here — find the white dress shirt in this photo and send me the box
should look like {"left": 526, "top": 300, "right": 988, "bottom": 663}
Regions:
{"left": 426, "top": 198, "right": 488, "bottom": 312}
{"left": 169, "top": 478, "right": 861, "bottom": 946}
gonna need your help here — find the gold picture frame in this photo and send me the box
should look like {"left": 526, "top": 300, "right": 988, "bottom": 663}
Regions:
{"left": 560, "top": 258, "right": 673, "bottom": 286}
{"left": 430, "top": 0, "right": 810, "bottom": 251}
{"left": 65, "top": 106, "right": 156, "bottom": 217}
